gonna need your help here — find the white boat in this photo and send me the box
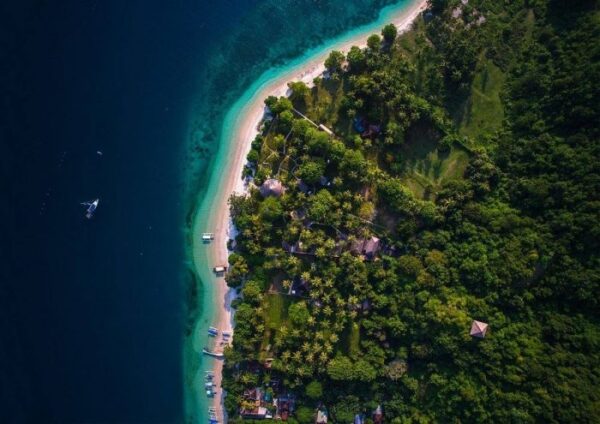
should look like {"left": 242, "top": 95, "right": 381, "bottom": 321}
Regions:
{"left": 202, "top": 233, "right": 214, "bottom": 242}
{"left": 81, "top": 199, "right": 99, "bottom": 219}
{"left": 213, "top": 266, "right": 227, "bottom": 273}
{"left": 202, "top": 348, "right": 224, "bottom": 358}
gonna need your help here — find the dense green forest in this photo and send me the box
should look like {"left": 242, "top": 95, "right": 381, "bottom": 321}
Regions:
{"left": 222, "top": 0, "right": 600, "bottom": 422}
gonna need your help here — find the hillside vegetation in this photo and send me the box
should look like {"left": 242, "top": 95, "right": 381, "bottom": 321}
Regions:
{"left": 223, "top": 0, "right": 600, "bottom": 422}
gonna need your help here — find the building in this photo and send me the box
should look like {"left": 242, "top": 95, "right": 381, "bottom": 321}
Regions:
{"left": 240, "top": 388, "right": 273, "bottom": 419}
{"left": 373, "top": 405, "right": 383, "bottom": 424}
{"left": 470, "top": 320, "right": 489, "bottom": 338}
{"left": 260, "top": 178, "right": 285, "bottom": 197}
{"left": 318, "top": 124, "right": 333, "bottom": 135}
{"left": 274, "top": 395, "right": 295, "bottom": 421}
{"left": 316, "top": 409, "right": 328, "bottom": 424}
{"left": 351, "top": 236, "right": 382, "bottom": 260}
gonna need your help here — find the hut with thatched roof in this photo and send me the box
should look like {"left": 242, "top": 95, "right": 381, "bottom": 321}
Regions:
{"left": 470, "top": 320, "right": 488, "bottom": 338}
{"left": 260, "top": 178, "right": 285, "bottom": 197}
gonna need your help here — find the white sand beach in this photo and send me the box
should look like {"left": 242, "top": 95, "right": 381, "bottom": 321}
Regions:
{"left": 196, "top": 1, "right": 427, "bottom": 421}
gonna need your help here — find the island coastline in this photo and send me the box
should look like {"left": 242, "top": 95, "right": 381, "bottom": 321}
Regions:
{"left": 189, "top": 1, "right": 427, "bottom": 422}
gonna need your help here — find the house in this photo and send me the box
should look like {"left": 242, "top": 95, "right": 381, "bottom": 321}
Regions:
{"left": 290, "top": 275, "right": 309, "bottom": 296}
{"left": 318, "top": 124, "right": 333, "bottom": 136}
{"left": 361, "top": 124, "right": 381, "bottom": 138}
{"left": 282, "top": 240, "right": 306, "bottom": 254}
{"left": 363, "top": 236, "right": 381, "bottom": 259}
{"left": 373, "top": 405, "right": 383, "bottom": 424}
{"left": 260, "top": 178, "right": 285, "bottom": 197}
{"left": 470, "top": 320, "right": 489, "bottom": 338}
{"left": 297, "top": 179, "right": 310, "bottom": 194}
{"left": 351, "top": 236, "right": 382, "bottom": 260}
{"left": 240, "top": 406, "right": 271, "bottom": 420}
{"left": 353, "top": 117, "right": 366, "bottom": 133}
{"left": 354, "top": 414, "right": 365, "bottom": 424}
{"left": 316, "top": 409, "right": 328, "bottom": 424}
{"left": 241, "top": 388, "right": 273, "bottom": 419}
{"left": 275, "top": 395, "right": 295, "bottom": 421}
{"left": 290, "top": 209, "right": 306, "bottom": 220}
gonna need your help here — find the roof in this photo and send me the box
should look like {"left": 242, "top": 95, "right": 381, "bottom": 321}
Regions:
{"left": 241, "top": 406, "right": 269, "bottom": 418}
{"left": 316, "top": 410, "right": 328, "bottom": 424}
{"left": 351, "top": 236, "right": 381, "bottom": 259}
{"left": 260, "top": 178, "right": 284, "bottom": 197}
{"left": 363, "top": 236, "right": 381, "bottom": 255}
{"left": 373, "top": 405, "right": 383, "bottom": 424}
{"left": 470, "top": 320, "right": 488, "bottom": 338}
{"left": 318, "top": 124, "right": 333, "bottom": 135}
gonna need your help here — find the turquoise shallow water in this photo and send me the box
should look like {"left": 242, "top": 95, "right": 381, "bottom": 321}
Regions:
{"left": 185, "top": 1, "right": 417, "bottom": 422}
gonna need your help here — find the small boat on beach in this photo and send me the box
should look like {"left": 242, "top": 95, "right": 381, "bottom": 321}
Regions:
{"left": 213, "top": 265, "right": 227, "bottom": 274}
{"left": 208, "top": 326, "right": 219, "bottom": 336}
{"left": 202, "top": 348, "right": 225, "bottom": 358}
{"left": 202, "top": 233, "right": 214, "bottom": 242}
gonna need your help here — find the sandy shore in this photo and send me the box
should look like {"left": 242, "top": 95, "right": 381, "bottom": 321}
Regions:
{"left": 194, "top": 1, "right": 427, "bottom": 422}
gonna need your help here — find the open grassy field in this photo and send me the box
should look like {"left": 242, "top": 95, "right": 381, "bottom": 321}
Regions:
{"left": 457, "top": 57, "right": 506, "bottom": 141}
{"left": 263, "top": 293, "right": 291, "bottom": 330}
{"left": 259, "top": 293, "right": 292, "bottom": 360}
{"left": 399, "top": 120, "right": 470, "bottom": 199}
{"left": 341, "top": 322, "right": 361, "bottom": 357}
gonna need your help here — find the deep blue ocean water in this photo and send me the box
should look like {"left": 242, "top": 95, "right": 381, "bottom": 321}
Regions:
{"left": 1, "top": 0, "right": 404, "bottom": 422}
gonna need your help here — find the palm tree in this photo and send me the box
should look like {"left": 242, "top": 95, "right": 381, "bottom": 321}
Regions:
{"left": 301, "top": 271, "right": 311, "bottom": 283}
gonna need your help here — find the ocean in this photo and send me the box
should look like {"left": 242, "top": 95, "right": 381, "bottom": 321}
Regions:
{"left": 0, "top": 0, "right": 410, "bottom": 422}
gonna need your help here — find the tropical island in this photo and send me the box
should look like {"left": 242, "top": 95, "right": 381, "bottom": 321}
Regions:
{"left": 208, "top": 0, "right": 599, "bottom": 422}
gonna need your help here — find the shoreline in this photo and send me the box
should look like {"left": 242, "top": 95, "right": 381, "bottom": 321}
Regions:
{"left": 189, "top": 1, "right": 427, "bottom": 422}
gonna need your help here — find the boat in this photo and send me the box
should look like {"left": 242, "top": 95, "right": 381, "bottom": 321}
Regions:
{"left": 213, "top": 265, "right": 227, "bottom": 273}
{"left": 222, "top": 331, "right": 231, "bottom": 338}
{"left": 202, "top": 348, "right": 225, "bottom": 358}
{"left": 202, "top": 233, "right": 214, "bottom": 242}
{"left": 208, "top": 326, "right": 219, "bottom": 336}
{"left": 81, "top": 199, "right": 99, "bottom": 219}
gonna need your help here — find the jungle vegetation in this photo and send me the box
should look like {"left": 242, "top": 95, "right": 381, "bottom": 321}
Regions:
{"left": 222, "top": 0, "right": 600, "bottom": 422}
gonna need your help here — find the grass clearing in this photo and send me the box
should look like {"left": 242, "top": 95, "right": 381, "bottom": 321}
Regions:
{"left": 457, "top": 57, "right": 506, "bottom": 141}
{"left": 263, "top": 293, "right": 291, "bottom": 330}
{"left": 341, "top": 322, "right": 361, "bottom": 357}
{"left": 398, "top": 121, "right": 470, "bottom": 200}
